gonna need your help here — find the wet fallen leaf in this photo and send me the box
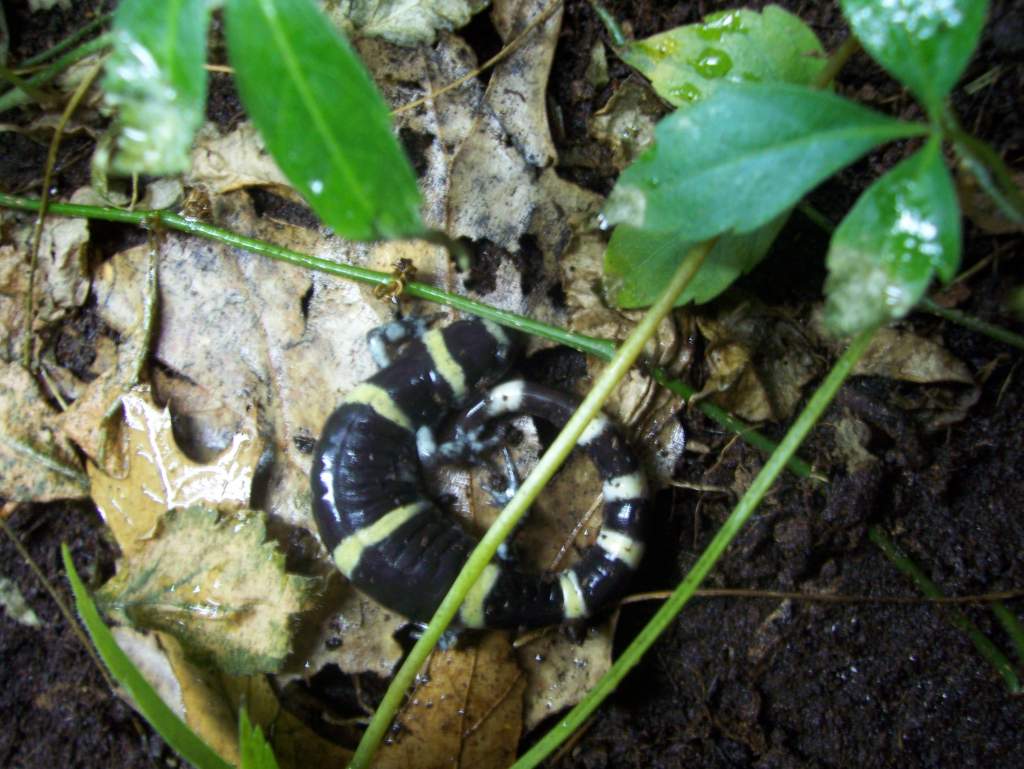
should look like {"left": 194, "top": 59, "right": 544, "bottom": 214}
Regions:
{"left": 98, "top": 505, "right": 316, "bottom": 675}
{"left": 87, "top": 387, "right": 261, "bottom": 554}
{"left": 956, "top": 167, "right": 1024, "bottom": 235}
{"left": 0, "top": 360, "right": 87, "bottom": 501}
{"left": 375, "top": 633, "right": 525, "bottom": 769}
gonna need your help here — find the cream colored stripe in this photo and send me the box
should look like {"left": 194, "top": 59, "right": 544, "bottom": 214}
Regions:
{"left": 602, "top": 471, "right": 647, "bottom": 502}
{"left": 459, "top": 563, "right": 502, "bottom": 629}
{"left": 560, "top": 570, "right": 588, "bottom": 619}
{"left": 485, "top": 380, "right": 525, "bottom": 416}
{"left": 345, "top": 383, "right": 412, "bottom": 431}
{"left": 332, "top": 501, "right": 427, "bottom": 577}
{"left": 482, "top": 319, "right": 509, "bottom": 347}
{"left": 423, "top": 329, "right": 467, "bottom": 400}
{"left": 596, "top": 529, "right": 644, "bottom": 569}
{"left": 578, "top": 415, "right": 610, "bottom": 446}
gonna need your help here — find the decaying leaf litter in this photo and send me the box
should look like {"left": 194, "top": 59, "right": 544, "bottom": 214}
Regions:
{"left": 1, "top": 0, "right": 1021, "bottom": 767}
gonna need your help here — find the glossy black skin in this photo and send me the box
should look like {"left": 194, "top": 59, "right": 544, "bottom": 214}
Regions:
{"left": 311, "top": 319, "right": 648, "bottom": 628}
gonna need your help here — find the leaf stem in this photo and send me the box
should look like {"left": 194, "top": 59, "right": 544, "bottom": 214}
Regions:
{"left": 19, "top": 13, "right": 112, "bottom": 68}
{"left": 511, "top": 324, "right": 879, "bottom": 769}
{"left": 868, "top": 527, "right": 1021, "bottom": 694}
{"left": 587, "top": 1, "right": 627, "bottom": 48}
{"left": 919, "top": 297, "right": 1024, "bottom": 352}
{"left": 0, "top": 192, "right": 817, "bottom": 478}
{"left": 349, "top": 239, "right": 714, "bottom": 769}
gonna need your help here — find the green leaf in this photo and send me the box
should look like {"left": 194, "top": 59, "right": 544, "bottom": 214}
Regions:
{"left": 604, "top": 214, "right": 788, "bottom": 308}
{"left": 101, "top": 0, "right": 212, "bottom": 174}
{"left": 62, "top": 544, "right": 233, "bottom": 769}
{"left": 603, "top": 83, "right": 928, "bottom": 242}
{"left": 327, "top": 0, "right": 489, "bottom": 46}
{"left": 239, "top": 708, "right": 280, "bottom": 769}
{"left": 841, "top": 0, "right": 988, "bottom": 115}
{"left": 98, "top": 506, "right": 315, "bottom": 676}
{"left": 225, "top": 0, "right": 423, "bottom": 241}
{"left": 825, "top": 137, "right": 961, "bottom": 335}
{"left": 623, "top": 5, "right": 826, "bottom": 108}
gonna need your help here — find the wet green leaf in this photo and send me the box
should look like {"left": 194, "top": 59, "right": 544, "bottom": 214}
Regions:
{"left": 623, "top": 5, "right": 826, "bottom": 108}
{"left": 841, "top": 0, "right": 988, "bottom": 115}
{"left": 102, "top": 0, "right": 212, "bottom": 174}
{"left": 225, "top": 0, "right": 423, "bottom": 240}
{"left": 604, "top": 214, "right": 788, "bottom": 308}
{"left": 62, "top": 544, "right": 233, "bottom": 769}
{"left": 603, "top": 83, "right": 927, "bottom": 242}
{"left": 98, "top": 506, "right": 316, "bottom": 676}
{"left": 825, "top": 137, "right": 961, "bottom": 335}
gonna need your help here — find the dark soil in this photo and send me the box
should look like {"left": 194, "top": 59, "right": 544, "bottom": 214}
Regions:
{"left": 2, "top": 1, "right": 1023, "bottom": 768}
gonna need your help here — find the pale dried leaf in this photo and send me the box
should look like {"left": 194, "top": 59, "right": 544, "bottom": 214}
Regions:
{"left": 328, "top": 0, "right": 489, "bottom": 45}
{"left": 517, "top": 621, "right": 614, "bottom": 730}
{"left": 98, "top": 505, "right": 315, "bottom": 675}
{"left": 0, "top": 576, "right": 41, "bottom": 627}
{"left": 376, "top": 633, "right": 524, "bottom": 769}
{"left": 0, "top": 360, "right": 87, "bottom": 501}
{"left": 854, "top": 327, "right": 974, "bottom": 384}
{"left": 87, "top": 387, "right": 261, "bottom": 554}
{"left": 0, "top": 213, "right": 89, "bottom": 362}
{"left": 188, "top": 122, "right": 292, "bottom": 196}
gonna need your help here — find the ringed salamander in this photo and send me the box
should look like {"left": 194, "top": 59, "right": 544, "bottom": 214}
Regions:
{"left": 311, "top": 319, "right": 648, "bottom": 629}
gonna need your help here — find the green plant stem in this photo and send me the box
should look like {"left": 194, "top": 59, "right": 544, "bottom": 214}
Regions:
{"left": 0, "top": 32, "right": 111, "bottom": 113}
{"left": 813, "top": 35, "right": 860, "bottom": 89}
{"left": 991, "top": 602, "right": 1024, "bottom": 666}
{"left": 588, "top": 1, "right": 627, "bottom": 48}
{"left": 0, "top": 64, "right": 49, "bottom": 103}
{"left": 919, "top": 297, "right": 1024, "bottom": 351}
{"left": 20, "top": 13, "right": 112, "bottom": 68}
{"left": 868, "top": 527, "right": 1021, "bottom": 694}
{"left": 348, "top": 239, "right": 714, "bottom": 769}
{"left": 512, "top": 324, "right": 879, "bottom": 769}
{"left": 0, "top": 191, "right": 817, "bottom": 478}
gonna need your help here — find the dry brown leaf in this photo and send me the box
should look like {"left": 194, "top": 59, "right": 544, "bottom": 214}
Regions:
{"left": 376, "top": 633, "right": 525, "bottom": 769}
{"left": 87, "top": 387, "right": 260, "bottom": 554}
{"left": 697, "top": 302, "right": 822, "bottom": 423}
{"left": 188, "top": 122, "right": 293, "bottom": 196}
{"left": 853, "top": 327, "right": 974, "bottom": 384}
{"left": 0, "top": 360, "right": 87, "bottom": 501}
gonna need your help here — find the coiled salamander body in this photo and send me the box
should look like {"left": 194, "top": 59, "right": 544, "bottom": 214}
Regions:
{"left": 311, "top": 319, "right": 648, "bottom": 629}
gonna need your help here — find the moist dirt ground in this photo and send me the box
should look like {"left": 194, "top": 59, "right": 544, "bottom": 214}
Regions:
{"left": 2, "top": 0, "right": 1023, "bottom": 767}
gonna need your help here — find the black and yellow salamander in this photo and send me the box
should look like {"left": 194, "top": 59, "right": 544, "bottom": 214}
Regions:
{"left": 310, "top": 318, "right": 648, "bottom": 630}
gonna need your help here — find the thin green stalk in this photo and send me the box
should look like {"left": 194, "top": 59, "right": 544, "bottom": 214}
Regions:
{"left": 0, "top": 32, "right": 111, "bottom": 113}
{"left": 512, "top": 325, "right": 879, "bottom": 769}
{"left": 868, "top": 527, "right": 1021, "bottom": 694}
{"left": 919, "top": 297, "right": 1024, "bottom": 352}
{"left": 19, "top": 13, "right": 112, "bottom": 68}
{"left": 588, "top": 1, "right": 627, "bottom": 48}
{"left": 0, "top": 64, "right": 49, "bottom": 103}
{"left": 349, "top": 240, "right": 714, "bottom": 769}
{"left": 0, "top": 192, "right": 817, "bottom": 478}
{"left": 991, "top": 603, "right": 1024, "bottom": 666}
